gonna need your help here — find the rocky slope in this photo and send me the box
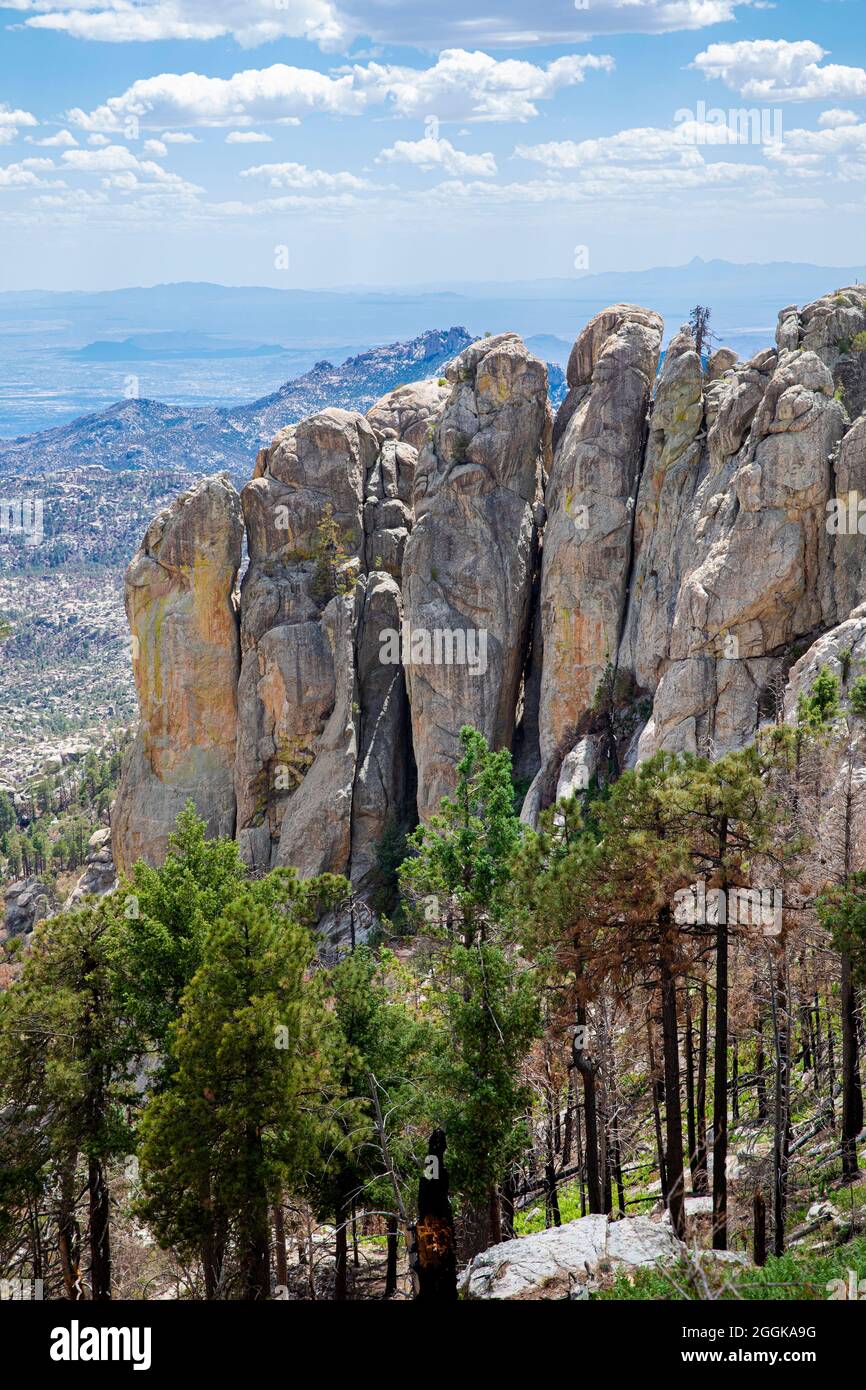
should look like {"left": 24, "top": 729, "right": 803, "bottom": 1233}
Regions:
{"left": 111, "top": 285, "right": 866, "bottom": 925}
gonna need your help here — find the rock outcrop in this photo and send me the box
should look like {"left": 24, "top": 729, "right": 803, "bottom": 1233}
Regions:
{"left": 538, "top": 305, "right": 663, "bottom": 776}
{"left": 459, "top": 1213, "right": 687, "bottom": 1300}
{"left": 402, "top": 333, "right": 550, "bottom": 819}
{"left": 234, "top": 408, "right": 376, "bottom": 872}
{"left": 780, "top": 608, "right": 866, "bottom": 875}
{"left": 366, "top": 377, "right": 451, "bottom": 451}
{"left": 228, "top": 406, "right": 416, "bottom": 888}
{"left": 636, "top": 346, "right": 844, "bottom": 761}
{"left": 65, "top": 828, "right": 117, "bottom": 907}
{"left": 349, "top": 571, "right": 413, "bottom": 892}
{"left": 363, "top": 437, "right": 416, "bottom": 580}
{"left": 111, "top": 474, "right": 243, "bottom": 878}
{"left": 112, "top": 285, "right": 866, "bottom": 904}
{"left": 1, "top": 878, "right": 54, "bottom": 941}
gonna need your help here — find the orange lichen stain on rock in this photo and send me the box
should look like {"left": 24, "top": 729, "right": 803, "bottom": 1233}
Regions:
{"left": 549, "top": 604, "right": 603, "bottom": 751}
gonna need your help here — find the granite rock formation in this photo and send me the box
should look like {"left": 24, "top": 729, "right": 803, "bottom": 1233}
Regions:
{"left": 111, "top": 474, "right": 243, "bottom": 877}
{"left": 112, "top": 287, "right": 866, "bottom": 902}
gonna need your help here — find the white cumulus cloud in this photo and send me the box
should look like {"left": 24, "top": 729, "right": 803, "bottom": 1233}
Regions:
{"left": 515, "top": 124, "right": 742, "bottom": 171}
{"left": 66, "top": 49, "right": 613, "bottom": 133}
{"left": 763, "top": 121, "right": 866, "bottom": 179}
{"left": 32, "top": 129, "right": 79, "bottom": 147}
{"left": 68, "top": 64, "right": 363, "bottom": 131}
{"left": 8, "top": 0, "right": 752, "bottom": 50}
{"left": 352, "top": 50, "right": 615, "bottom": 122}
{"left": 239, "top": 161, "right": 374, "bottom": 191}
{"left": 378, "top": 137, "right": 496, "bottom": 177}
{"left": 13, "top": 0, "right": 343, "bottom": 49}
{"left": 691, "top": 40, "right": 866, "bottom": 102}
{"left": 818, "top": 109, "right": 859, "bottom": 129}
{"left": 61, "top": 143, "right": 203, "bottom": 194}
{"left": 0, "top": 103, "right": 39, "bottom": 145}
{"left": 0, "top": 156, "right": 60, "bottom": 188}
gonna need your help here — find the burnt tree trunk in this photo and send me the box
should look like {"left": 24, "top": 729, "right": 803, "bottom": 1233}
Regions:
{"left": 647, "top": 1017, "right": 668, "bottom": 1203}
{"left": 87, "top": 1157, "right": 111, "bottom": 1300}
{"left": 58, "top": 1156, "right": 82, "bottom": 1301}
{"left": 685, "top": 986, "right": 698, "bottom": 1194}
{"left": 415, "top": 1130, "right": 457, "bottom": 1301}
{"left": 384, "top": 1215, "right": 398, "bottom": 1298}
{"left": 756, "top": 980, "right": 768, "bottom": 1121}
{"left": 841, "top": 951, "right": 863, "bottom": 1183}
{"left": 694, "top": 979, "right": 709, "bottom": 1195}
{"left": 712, "top": 911, "right": 729, "bottom": 1250}
{"left": 753, "top": 1189, "right": 767, "bottom": 1267}
{"left": 574, "top": 1003, "right": 603, "bottom": 1214}
{"left": 660, "top": 946, "right": 687, "bottom": 1242}
{"left": 771, "top": 954, "right": 791, "bottom": 1258}
{"left": 334, "top": 1203, "right": 349, "bottom": 1301}
{"left": 273, "top": 1201, "right": 288, "bottom": 1291}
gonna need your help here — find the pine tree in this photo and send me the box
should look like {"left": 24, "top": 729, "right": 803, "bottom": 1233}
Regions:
{"left": 0, "top": 901, "right": 138, "bottom": 1298}
{"left": 112, "top": 802, "right": 249, "bottom": 1062}
{"left": 136, "top": 875, "right": 335, "bottom": 1299}
{"left": 400, "top": 726, "right": 540, "bottom": 1252}
{"left": 510, "top": 794, "right": 608, "bottom": 1214}
{"left": 306, "top": 945, "right": 430, "bottom": 1299}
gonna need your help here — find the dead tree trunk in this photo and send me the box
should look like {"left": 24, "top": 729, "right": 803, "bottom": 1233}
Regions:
{"left": 753, "top": 1189, "right": 767, "bottom": 1267}
{"left": 770, "top": 950, "right": 791, "bottom": 1258}
{"left": 685, "top": 985, "right": 698, "bottom": 1193}
{"left": 647, "top": 1016, "right": 669, "bottom": 1204}
{"left": 415, "top": 1130, "right": 457, "bottom": 1301}
{"left": 660, "top": 945, "right": 687, "bottom": 1241}
{"left": 841, "top": 951, "right": 863, "bottom": 1182}
{"left": 712, "top": 909, "right": 729, "bottom": 1250}
{"left": 694, "top": 978, "right": 709, "bottom": 1195}
{"left": 273, "top": 1201, "right": 288, "bottom": 1292}
{"left": 574, "top": 1003, "right": 603, "bottom": 1214}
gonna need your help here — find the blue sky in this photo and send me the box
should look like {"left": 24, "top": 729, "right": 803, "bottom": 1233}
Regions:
{"left": 0, "top": 0, "right": 863, "bottom": 288}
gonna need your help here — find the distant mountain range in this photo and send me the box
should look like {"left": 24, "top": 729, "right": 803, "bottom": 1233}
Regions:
{"left": 0, "top": 327, "right": 476, "bottom": 481}
{"left": 3, "top": 259, "right": 862, "bottom": 438}
{"left": 5, "top": 259, "right": 864, "bottom": 352}
{"left": 72, "top": 333, "right": 291, "bottom": 362}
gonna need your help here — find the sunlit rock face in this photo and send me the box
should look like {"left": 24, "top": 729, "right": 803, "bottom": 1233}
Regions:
{"left": 402, "top": 333, "right": 551, "bottom": 821}
{"left": 112, "top": 474, "right": 243, "bottom": 877}
{"left": 538, "top": 305, "right": 663, "bottom": 776}
{"left": 112, "top": 285, "right": 866, "bottom": 889}
{"left": 234, "top": 409, "right": 376, "bottom": 874}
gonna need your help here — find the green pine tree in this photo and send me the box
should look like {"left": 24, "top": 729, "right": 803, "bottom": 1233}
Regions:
{"left": 400, "top": 727, "right": 540, "bottom": 1250}
{"left": 136, "top": 875, "right": 337, "bottom": 1300}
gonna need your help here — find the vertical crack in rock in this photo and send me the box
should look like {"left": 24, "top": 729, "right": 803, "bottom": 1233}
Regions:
{"left": 402, "top": 333, "right": 551, "bottom": 822}
{"left": 638, "top": 289, "right": 858, "bottom": 760}
{"left": 234, "top": 409, "right": 376, "bottom": 874}
{"left": 347, "top": 420, "right": 421, "bottom": 895}
{"left": 537, "top": 304, "right": 663, "bottom": 793}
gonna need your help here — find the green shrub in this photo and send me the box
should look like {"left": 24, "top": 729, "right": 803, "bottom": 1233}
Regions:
{"left": 849, "top": 674, "right": 866, "bottom": 717}
{"left": 796, "top": 666, "right": 840, "bottom": 729}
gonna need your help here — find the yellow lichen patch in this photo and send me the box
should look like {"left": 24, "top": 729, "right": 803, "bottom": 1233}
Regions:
{"left": 476, "top": 363, "right": 512, "bottom": 405}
